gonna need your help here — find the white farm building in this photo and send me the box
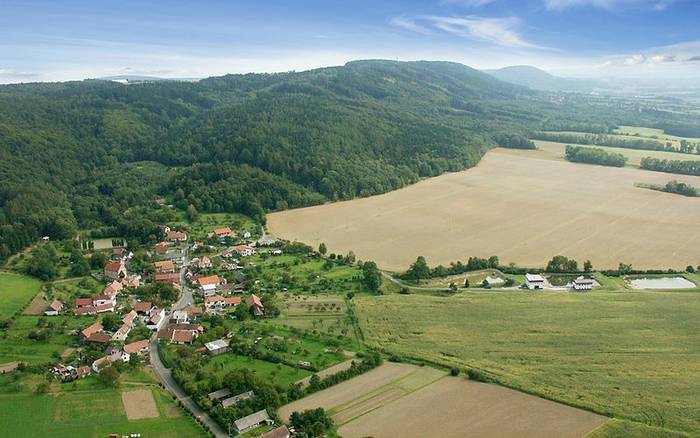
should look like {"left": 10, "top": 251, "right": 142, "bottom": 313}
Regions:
{"left": 525, "top": 273, "right": 545, "bottom": 290}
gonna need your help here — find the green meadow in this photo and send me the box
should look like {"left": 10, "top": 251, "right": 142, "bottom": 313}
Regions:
{"left": 0, "top": 272, "right": 42, "bottom": 319}
{"left": 354, "top": 290, "right": 700, "bottom": 436}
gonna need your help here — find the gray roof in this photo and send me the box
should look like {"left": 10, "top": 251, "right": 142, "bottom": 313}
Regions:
{"left": 207, "top": 388, "right": 231, "bottom": 400}
{"left": 233, "top": 409, "right": 269, "bottom": 433}
{"left": 222, "top": 390, "right": 255, "bottom": 408}
{"left": 205, "top": 339, "right": 228, "bottom": 351}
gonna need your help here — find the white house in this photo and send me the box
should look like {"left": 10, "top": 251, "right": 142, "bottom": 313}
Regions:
{"left": 573, "top": 276, "right": 594, "bottom": 291}
{"left": 111, "top": 323, "right": 132, "bottom": 341}
{"left": 233, "top": 245, "right": 256, "bottom": 257}
{"left": 197, "top": 275, "right": 224, "bottom": 293}
{"left": 205, "top": 339, "right": 229, "bottom": 356}
{"left": 525, "top": 273, "right": 545, "bottom": 290}
{"left": 172, "top": 310, "right": 189, "bottom": 324}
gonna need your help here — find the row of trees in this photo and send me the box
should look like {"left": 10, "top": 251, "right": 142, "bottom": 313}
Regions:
{"left": 565, "top": 145, "right": 627, "bottom": 167}
{"left": 640, "top": 157, "right": 700, "bottom": 177}
{"left": 534, "top": 131, "right": 700, "bottom": 155}
{"left": 403, "top": 255, "right": 500, "bottom": 280}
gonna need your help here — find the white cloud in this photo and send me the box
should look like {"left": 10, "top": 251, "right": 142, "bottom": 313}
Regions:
{"left": 544, "top": 0, "right": 675, "bottom": 10}
{"left": 650, "top": 54, "right": 676, "bottom": 63}
{"left": 392, "top": 15, "right": 548, "bottom": 49}
{"left": 624, "top": 54, "right": 646, "bottom": 65}
{"left": 441, "top": 0, "right": 498, "bottom": 7}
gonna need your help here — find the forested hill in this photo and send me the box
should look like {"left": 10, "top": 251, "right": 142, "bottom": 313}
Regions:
{"left": 0, "top": 59, "right": 697, "bottom": 259}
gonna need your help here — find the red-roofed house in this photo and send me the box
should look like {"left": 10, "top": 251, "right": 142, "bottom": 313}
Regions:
{"left": 154, "top": 242, "right": 169, "bottom": 255}
{"left": 93, "top": 294, "right": 116, "bottom": 307}
{"left": 104, "top": 260, "right": 127, "bottom": 279}
{"left": 209, "top": 227, "right": 234, "bottom": 240}
{"left": 155, "top": 272, "right": 181, "bottom": 286}
{"left": 87, "top": 332, "right": 112, "bottom": 344}
{"left": 133, "top": 302, "right": 153, "bottom": 314}
{"left": 81, "top": 321, "right": 103, "bottom": 339}
{"left": 233, "top": 245, "right": 256, "bottom": 257}
{"left": 197, "top": 275, "right": 224, "bottom": 293}
{"left": 246, "top": 294, "right": 264, "bottom": 317}
{"left": 166, "top": 230, "right": 188, "bottom": 243}
{"left": 75, "top": 297, "right": 93, "bottom": 308}
{"left": 224, "top": 296, "right": 241, "bottom": 307}
{"left": 124, "top": 340, "right": 150, "bottom": 355}
{"left": 103, "top": 280, "right": 123, "bottom": 297}
{"left": 154, "top": 260, "right": 175, "bottom": 273}
{"left": 204, "top": 295, "right": 225, "bottom": 310}
{"left": 122, "top": 310, "right": 137, "bottom": 326}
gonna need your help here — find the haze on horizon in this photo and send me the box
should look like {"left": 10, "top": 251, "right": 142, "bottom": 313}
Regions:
{"left": 1, "top": 0, "right": 699, "bottom": 86}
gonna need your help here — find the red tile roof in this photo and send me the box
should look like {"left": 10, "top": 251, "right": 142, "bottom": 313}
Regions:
{"left": 104, "top": 260, "right": 124, "bottom": 273}
{"left": 75, "top": 297, "right": 93, "bottom": 307}
{"left": 198, "top": 275, "right": 221, "bottom": 286}
{"left": 124, "top": 340, "right": 150, "bottom": 354}
{"left": 171, "top": 330, "right": 194, "bottom": 343}
{"left": 81, "top": 322, "right": 103, "bottom": 338}
{"left": 224, "top": 296, "right": 241, "bottom": 306}
{"left": 246, "top": 294, "right": 263, "bottom": 309}
{"left": 133, "top": 302, "right": 152, "bottom": 313}
{"left": 87, "top": 332, "right": 112, "bottom": 344}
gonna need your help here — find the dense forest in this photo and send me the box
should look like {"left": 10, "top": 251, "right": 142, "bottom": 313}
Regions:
{"left": 1, "top": 59, "right": 699, "bottom": 260}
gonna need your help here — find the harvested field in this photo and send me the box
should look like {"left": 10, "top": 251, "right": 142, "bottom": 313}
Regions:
{"left": 22, "top": 293, "right": 46, "bottom": 315}
{"left": 0, "top": 362, "right": 18, "bottom": 373}
{"left": 337, "top": 377, "right": 608, "bottom": 438}
{"left": 332, "top": 387, "right": 405, "bottom": 424}
{"left": 268, "top": 150, "right": 700, "bottom": 271}
{"left": 277, "top": 362, "right": 418, "bottom": 420}
{"left": 296, "top": 359, "right": 355, "bottom": 388}
{"left": 122, "top": 389, "right": 159, "bottom": 420}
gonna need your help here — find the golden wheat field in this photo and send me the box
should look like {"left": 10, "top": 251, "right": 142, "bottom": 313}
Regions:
{"left": 268, "top": 149, "right": 700, "bottom": 271}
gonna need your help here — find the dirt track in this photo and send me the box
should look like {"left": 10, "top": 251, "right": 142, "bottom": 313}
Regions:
{"left": 268, "top": 149, "right": 700, "bottom": 271}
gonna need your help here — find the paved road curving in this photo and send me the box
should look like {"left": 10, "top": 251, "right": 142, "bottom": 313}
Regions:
{"left": 149, "top": 338, "right": 229, "bottom": 437}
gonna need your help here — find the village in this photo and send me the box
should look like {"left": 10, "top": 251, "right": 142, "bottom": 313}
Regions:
{"left": 1, "top": 211, "right": 374, "bottom": 438}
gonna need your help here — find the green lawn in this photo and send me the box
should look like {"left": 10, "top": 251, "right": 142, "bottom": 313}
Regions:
{"left": 354, "top": 291, "right": 700, "bottom": 436}
{"left": 0, "top": 315, "right": 90, "bottom": 364}
{"left": 205, "top": 354, "right": 312, "bottom": 387}
{"left": 0, "top": 387, "right": 206, "bottom": 438}
{"left": 0, "top": 273, "right": 42, "bottom": 319}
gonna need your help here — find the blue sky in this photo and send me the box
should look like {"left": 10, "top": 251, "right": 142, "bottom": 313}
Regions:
{"left": 1, "top": 0, "right": 699, "bottom": 83}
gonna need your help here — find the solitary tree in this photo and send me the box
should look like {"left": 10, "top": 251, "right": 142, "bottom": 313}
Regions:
{"left": 362, "top": 261, "right": 382, "bottom": 293}
{"left": 464, "top": 278, "right": 470, "bottom": 288}
{"left": 405, "top": 256, "right": 430, "bottom": 280}
{"left": 318, "top": 243, "right": 327, "bottom": 255}
{"left": 584, "top": 260, "right": 593, "bottom": 273}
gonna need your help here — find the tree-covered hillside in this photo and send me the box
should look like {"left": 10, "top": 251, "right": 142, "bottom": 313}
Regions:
{"left": 1, "top": 60, "right": 698, "bottom": 260}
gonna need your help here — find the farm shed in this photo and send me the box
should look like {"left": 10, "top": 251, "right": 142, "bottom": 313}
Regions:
{"left": 205, "top": 339, "right": 229, "bottom": 356}
{"left": 232, "top": 409, "right": 271, "bottom": 434}
{"left": 573, "top": 276, "right": 594, "bottom": 291}
{"left": 525, "top": 273, "right": 545, "bottom": 290}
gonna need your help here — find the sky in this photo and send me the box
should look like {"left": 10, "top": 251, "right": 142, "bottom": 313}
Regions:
{"left": 1, "top": 0, "right": 699, "bottom": 84}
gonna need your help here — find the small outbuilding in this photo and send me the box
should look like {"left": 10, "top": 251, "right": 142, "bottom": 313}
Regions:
{"left": 525, "top": 273, "right": 545, "bottom": 290}
{"left": 231, "top": 409, "right": 270, "bottom": 434}
{"left": 573, "top": 276, "right": 594, "bottom": 291}
{"left": 205, "top": 339, "right": 229, "bottom": 356}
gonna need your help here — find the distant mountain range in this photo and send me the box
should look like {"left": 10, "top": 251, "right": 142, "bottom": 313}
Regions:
{"left": 483, "top": 65, "right": 599, "bottom": 93}
{"left": 97, "top": 75, "right": 200, "bottom": 83}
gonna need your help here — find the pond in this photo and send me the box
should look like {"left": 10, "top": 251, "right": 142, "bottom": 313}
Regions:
{"left": 628, "top": 277, "right": 696, "bottom": 289}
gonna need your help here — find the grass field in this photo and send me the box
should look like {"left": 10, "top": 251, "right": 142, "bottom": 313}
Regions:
{"left": 0, "top": 315, "right": 89, "bottom": 364}
{"left": 353, "top": 291, "right": 700, "bottom": 436}
{"left": 268, "top": 150, "right": 700, "bottom": 271}
{"left": 0, "top": 273, "right": 43, "bottom": 319}
{"left": 205, "top": 354, "right": 312, "bottom": 387}
{"left": 526, "top": 140, "right": 700, "bottom": 167}
{"left": 0, "top": 386, "right": 205, "bottom": 437}
{"left": 612, "top": 125, "right": 700, "bottom": 146}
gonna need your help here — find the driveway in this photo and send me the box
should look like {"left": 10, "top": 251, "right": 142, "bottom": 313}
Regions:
{"left": 149, "top": 338, "right": 229, "bottom": 437}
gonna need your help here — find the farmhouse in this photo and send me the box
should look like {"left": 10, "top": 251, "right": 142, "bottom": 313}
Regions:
{"left": 155, "top": 272, "right": 181, "bottom": 287}
{"left": 81, "top": 321, "right": 103, "bottom": 340}
{"left": 166, "top": 230, "right": 188, "bottom": 242}
{"left": 158, "top": 322, "right": 203, "bottom": 344}
{"left": 234, "top": 245, "right": 256, "bottom": 257}
{"left": 573, "top": 276, "right": 594, "bottom": 291}
{"left": 197, "top": 275, "right": 225, "bottom": 293}
{"left": 260, "top": 426, "right": 290, "bottom": 438}
{"left": 93, "top": 294, "right": 116, "bottom": 307}
{"left": 133, "top": 301, "right": 153, "bottom": 314}
{"left": 104, "top": 260, "right": 127, "bottom": 279}
{"left": 154, "top": 242, "right": 169, "bottom": 255}
{"left": 209, "top": 227, "right": 234, "bottom": 240}
{"left": 525, "top": 273, "right": 546, "bottom": 290}
{"left": 246, "top": 294, "right": 264, "bottom": 317}
{"left": 154, "top": 260, "right": 175, "bottom": 273}
{"left": 172, "top": 310, "right": 189, "bottom": 324}
{"left": 87, "top": 332, "right": 112, "bottom": 344}
{"left": 122, "top": 310, "right": 138, "bottom": 326}
{"left": 205, "top": 339, "right": 229, "bottom": 356}
{"left": 103, "top": 280, "right": 123, "bottom": 297}
{"left": 191, "top": 256, "right": 212, "bottom": 269}
{"left": 45, "top": 299, "right": 64, "bottom": 316}
{"left": 204, "top": 294, "right": 225, "bottom": 310}
{"left": 124, "top": 339, "right": 150, "bottom": 354}
{"left": 111, "top": 323, "right": 132, "bottom": 342}
{"left": 232, "top": 409, "right": 271, "bottom": 435}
